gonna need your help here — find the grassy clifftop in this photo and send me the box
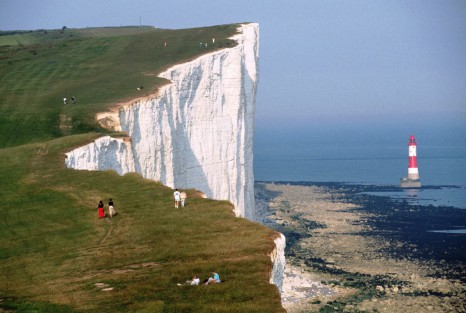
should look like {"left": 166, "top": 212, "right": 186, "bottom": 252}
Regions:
{"left": 0, "top": 25, "right": 237, "bottom": 147}
{"left": 0, "top": 25, "right": 284, "bottom": 312}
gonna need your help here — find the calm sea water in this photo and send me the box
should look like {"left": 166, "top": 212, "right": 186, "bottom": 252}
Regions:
{"left": 254, "top": 135, "right": 466, "bottom": 209}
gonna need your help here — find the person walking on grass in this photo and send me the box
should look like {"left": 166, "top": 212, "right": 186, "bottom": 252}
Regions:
{"left": 173, "top": 189, "right": 181, "bottom": 208}
{"left": 108, "top": 198, "right": 116, "bottom": 217}
{"left": 98, "top": 200, "right": 105, "bottom": 219}
{"left": 180, "top": 190, "right": 187, "bottom": 207}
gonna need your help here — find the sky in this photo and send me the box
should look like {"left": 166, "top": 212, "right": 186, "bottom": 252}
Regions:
{"left": 1, "top": 0, "right": 465, "bottom": 144}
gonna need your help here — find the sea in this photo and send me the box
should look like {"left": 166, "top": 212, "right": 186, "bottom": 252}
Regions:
{"left": 254, "top": 130, "right": 466, "bottom": 210}
{"left": 254, "top": 127, "right": 466, "bottom": 274}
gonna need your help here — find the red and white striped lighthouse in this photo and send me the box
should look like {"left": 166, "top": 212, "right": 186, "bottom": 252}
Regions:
{"left": 401, "top": 135, "right": 421, "bottom": 187}
{"left": 407, "top": 135, "right": 420, "bottom": 180}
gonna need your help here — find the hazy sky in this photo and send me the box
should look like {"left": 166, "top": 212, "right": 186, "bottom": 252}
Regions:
{"left": 1, "top": 0, "right": 465, "bottom": 139}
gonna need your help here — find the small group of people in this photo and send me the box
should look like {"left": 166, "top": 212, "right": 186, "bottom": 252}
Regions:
{"left": 63, "top": 96, "right": 76, "bottom": 104}
{"left": 173, "top": 189, "right": 187, "bottom": 208}
{"left": 185, "top": 272, "right": 221, "bottom": 286}
{"left": 199, "top": 38, "right": 215, "bottom": 48}
{"left": 97, "top": 199, "right": 117, "bottom": 219}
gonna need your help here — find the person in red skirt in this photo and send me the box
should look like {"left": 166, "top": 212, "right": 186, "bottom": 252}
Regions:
{"left": 98, "top": 200, "right": 106, "bottom": 219}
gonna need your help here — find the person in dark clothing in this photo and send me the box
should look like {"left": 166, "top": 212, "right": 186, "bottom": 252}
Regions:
{"left": 98, "top": 200, "right": 105, "bottom": 219}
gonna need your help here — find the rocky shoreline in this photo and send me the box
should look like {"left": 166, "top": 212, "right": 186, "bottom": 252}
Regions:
{"left": 255, "top": 182, "right": 466, "bottom": 313}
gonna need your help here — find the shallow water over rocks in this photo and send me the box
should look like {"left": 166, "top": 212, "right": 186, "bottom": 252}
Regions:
{"left": 255, "top": 182, "right": 466, "bottom": 313}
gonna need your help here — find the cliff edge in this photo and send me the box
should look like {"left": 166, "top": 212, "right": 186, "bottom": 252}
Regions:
{"left": 65, "top": 23, "right": 258, "bottom": 219}
{"left": 64, "top": 23, "right": 286, "bottom": 294}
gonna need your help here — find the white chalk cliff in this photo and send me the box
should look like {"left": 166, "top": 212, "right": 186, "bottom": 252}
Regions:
{"left": 65, "top": 23, "right": 285, "bottom": 293}
{"left": 270, "top": 233, "right": 286, "bottom": 293}
{"left": 66, "top": 23, "right": 257, "bottom": 219}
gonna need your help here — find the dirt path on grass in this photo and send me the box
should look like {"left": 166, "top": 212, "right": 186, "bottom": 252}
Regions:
{"left": 98, "top": 217, "right": 113, "bottom": 245}
{"left": 255, "top": 182, "right": 466, "bottom": 313}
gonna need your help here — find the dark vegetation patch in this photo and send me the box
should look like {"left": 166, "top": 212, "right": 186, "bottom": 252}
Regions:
{"left": 0, "top": 297, "right": 73, "bottom": 313}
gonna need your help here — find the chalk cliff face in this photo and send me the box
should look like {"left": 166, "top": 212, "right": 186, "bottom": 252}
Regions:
{"left": 64, "top": 136, "right": 135, "bottom": 174}
{"left": 65, "top": 23, "right": 286, "bottom": 293}
{"left": 270, "top": 234, "right": 286, "bottom": 293}
{"left": 66, "top": 23, "right": 258, "bottom": 219}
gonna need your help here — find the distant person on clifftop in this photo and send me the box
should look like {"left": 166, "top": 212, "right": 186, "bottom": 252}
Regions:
{"left": 63, "top": 97, "right": 67, "bottom": 104}
{"left": 108, "top": 198, "right": 116, "bottom": 217}
{"left": 71, "top": 96, "right": 76, "bottom": 104}
{"left": 173, "top": 189, "right": 181, "bottom": 208}
{"left": 180, "top": 190, "right": 187, "bottom": 207}
{"left": 98, "top": 200, "right": 105, "bottom": 219}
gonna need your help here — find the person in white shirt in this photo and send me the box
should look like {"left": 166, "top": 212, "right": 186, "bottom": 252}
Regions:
{"left": 191, "top": 276, "right": 200, "bottom": 285}
{"left": 173, "top": 189, "right": 181, "bottom": 208}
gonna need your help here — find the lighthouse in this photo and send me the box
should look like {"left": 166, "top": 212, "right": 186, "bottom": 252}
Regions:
{"left": 400, "top": 135, "right": 421, "bottom": 188}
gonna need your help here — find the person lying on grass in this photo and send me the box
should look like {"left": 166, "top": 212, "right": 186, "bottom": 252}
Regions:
{"left": 177, "top": 275, "right": 200, "bottom": 286}
{"left": 190, "top": 276, "right": 200, "bottom": 285}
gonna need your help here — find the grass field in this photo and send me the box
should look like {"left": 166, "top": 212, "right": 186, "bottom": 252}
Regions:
{"left": 0, "top": 25, "right": 236, "bottom": 148}
{"left": 0, "top": 25, "right": 285, "bottom": 312}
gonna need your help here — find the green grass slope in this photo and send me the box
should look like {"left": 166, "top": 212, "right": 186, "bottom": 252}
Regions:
{"left": 0, "top": 25, "right": 236, "bottom": 147}
{"left": 0, "top": 25, "right": 284, "bottom": 312}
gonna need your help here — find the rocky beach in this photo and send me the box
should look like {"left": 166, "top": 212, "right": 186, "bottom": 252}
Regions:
{"left": 255, "top": 182, "right": 466, "bottom": 313}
